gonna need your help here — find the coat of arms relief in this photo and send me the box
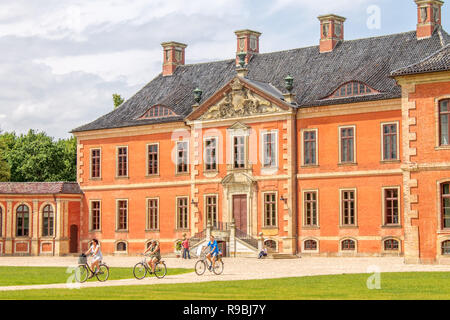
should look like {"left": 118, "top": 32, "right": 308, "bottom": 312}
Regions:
{"left": 199, "top": 78, "right": 283, "bottom": 121}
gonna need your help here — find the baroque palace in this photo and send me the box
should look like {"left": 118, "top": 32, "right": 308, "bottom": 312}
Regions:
{"left": 0, "top": 0, "right": 449, "bottom": 264}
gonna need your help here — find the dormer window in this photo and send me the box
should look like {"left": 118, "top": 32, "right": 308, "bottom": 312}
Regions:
{"left": 326, "top": 81, "right": 378, "bottom": 99}
{"left": 139, "top": 105, "right": 177, "bottom": 119}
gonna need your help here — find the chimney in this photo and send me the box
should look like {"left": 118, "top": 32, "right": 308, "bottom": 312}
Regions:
{"left": 234, "top": 29, "right": 262, "bottom": 66}
{"left": 161, "top": 41, "right": 187, "bottom": 76}
{"left": 318, "top": 14, "right": 346, "bottom": 53}
{"left": 415, "top": 0, "right": 444, "bottom": 39}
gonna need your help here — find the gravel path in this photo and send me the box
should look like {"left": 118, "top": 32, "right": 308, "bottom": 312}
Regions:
{"left": 0, "top": 256, "right": 449, "bottom": 291}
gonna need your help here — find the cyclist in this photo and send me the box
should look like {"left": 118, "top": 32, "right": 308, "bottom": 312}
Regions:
{"left": 144, "top": 239, "right": 161, "bottom": 273}
{"left": 84, "top": 238, "right": 102, "bottom": 278}
{"left": 204, "top": 235, "right": 219, "bottom": 271}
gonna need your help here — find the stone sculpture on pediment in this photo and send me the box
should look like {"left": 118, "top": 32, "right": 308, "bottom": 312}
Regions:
{"left": 199, "top": 79, "right": 282, "bottom": 121}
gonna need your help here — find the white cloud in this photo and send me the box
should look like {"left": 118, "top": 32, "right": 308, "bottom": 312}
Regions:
{"left": 0, "top": 0, "right": 391, "bottom": 139}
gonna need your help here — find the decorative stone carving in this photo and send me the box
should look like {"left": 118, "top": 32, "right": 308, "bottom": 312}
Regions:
{"left": 199, "top": 79, "right": 283, "bottom": 120}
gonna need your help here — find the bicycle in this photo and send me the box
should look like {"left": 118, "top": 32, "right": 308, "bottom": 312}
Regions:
{"left": 195, "top": 251, "right": 224, "bottom": 275}
{"left": 74, "top": 253, "right": 109, "bottom": 283}
{"left": 133, "top": 254, "right": 167, "bottom": 279}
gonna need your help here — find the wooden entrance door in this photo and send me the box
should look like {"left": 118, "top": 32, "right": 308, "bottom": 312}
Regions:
{"left": 69, "top": 225, "right": 78, "bottom": 253}
{"left": 232, "top": 195, "right": 247, "bottom": 232}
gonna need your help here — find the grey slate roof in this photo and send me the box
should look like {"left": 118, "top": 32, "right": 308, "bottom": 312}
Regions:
{"left": 391, "top": 43, "right": 450, "bottom": 76}
{"left": 0, "top": 182, "right": 83, "bottom": 195}
{"left": 73, "top": 27, "right": 449, "bottom": 133}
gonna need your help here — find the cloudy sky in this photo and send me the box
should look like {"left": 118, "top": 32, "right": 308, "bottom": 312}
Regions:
{"left": 0, "top": 0, "right": 448, "bottom": 139}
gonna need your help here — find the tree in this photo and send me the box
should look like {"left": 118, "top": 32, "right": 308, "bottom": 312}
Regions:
{"left": 0, "top": 132, "right": 11, "bottom": 182}
{"left": 113, "top": 94, "right": 125, "bottom": 109}
{"left": 56, "top": 136, "right": 77, "bottom": 181}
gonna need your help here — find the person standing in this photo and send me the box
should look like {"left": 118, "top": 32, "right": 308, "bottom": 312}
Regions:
{"left": 182, "top": 237, "right": 191, "bottom": 259}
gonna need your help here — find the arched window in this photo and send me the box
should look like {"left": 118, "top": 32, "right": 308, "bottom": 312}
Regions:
{"left": 264, "top": 239, "right": 277, "bottom": 251}
{"left": 139, "top": 105, "right": 177, "bottom": 119}
{"left": 442, "top": 240, "right": 450, "bottom": 255}
{"left": 42, "top": 205, "right": 54, "bottom": 237}
{"left": 341, "top": 239, "right": 356, "bottom": 251}
{"left": 384, "top": 239, "right": 399, "bottom": 251}
{"left": 116, "top": 241, "right": 127, "bottom": 252}
{"left": 326, "top": 81, "right": 378, "bottom": 99}
{"left": 304, "top": 239, "right": 318, "bottom": 251}
{"left": 16, "top": 205, "right": 30, "bottom": 237}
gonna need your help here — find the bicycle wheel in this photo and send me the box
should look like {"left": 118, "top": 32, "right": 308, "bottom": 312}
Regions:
{"left": 96, "top": 264, "right": 109, "bottom": 282}
{"left": 133, "top": 262, "right": 147, "bottom": 280}
{"left": 195, "top": 260, "right": 206, "bottom": 275}
{"left": 154, "top": 262, "right": 167, "bottom": 279}
{"left": 212, "top": 260, "right": 224, "bottom": 275}
{"left": 74, "top": 265, "right": 89, "bottom": 283}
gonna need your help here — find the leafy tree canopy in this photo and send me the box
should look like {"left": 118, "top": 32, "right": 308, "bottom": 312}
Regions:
{"left": 113, "top": 93, "right": 124, "bottom": 109}
{"left": 0, "top": 129, "right": 77, "bottom": 182}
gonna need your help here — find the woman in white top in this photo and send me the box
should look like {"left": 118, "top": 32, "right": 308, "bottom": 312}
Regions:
{"left": 85, "top": 238, "right": 102, "bottom": 277}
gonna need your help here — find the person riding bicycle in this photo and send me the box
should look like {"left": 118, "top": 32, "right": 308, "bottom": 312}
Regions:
{"left": 144, "top": 239, "right": 161, "bottom": 273}
{"left": 84, "top": 238, "right": 102, "bottom": 278}
{"left": 204, "top": 235, "right": 219, "bottom": 271}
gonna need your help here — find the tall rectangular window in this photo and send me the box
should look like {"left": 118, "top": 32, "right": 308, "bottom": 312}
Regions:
{"left": 264, "top": 193, "right": 277, "bottom": 227}
{"left": 382, "top": 123, "right": 398, "bottom": 160}
{"left": 442, "top": 183, "right": 450, "bottom": 229}
{"left": 340, "top": 127, "right": 355, "bottom": 163}
{"left": 303, "top": 130, "right": 317, "bottom": 166}
{"left": 117, "top": 147, "right": 128, "bottom": 177}
{"left": 0, "top": 206, "right": 2, "bottom": 237}
{"left": 263, "top": 132, "right": 276, "bottom": 168}
{"left": 233, "top": 136, "right": 245, "bottom": 169}
{"left": 91, "top": 201, "right": 101, "bottom": 231}
{"left": 90, "top": 149, "right": 101, "bottom": 178}
{"left": 147, "top": 144, "right": 159, "bottom": 175}
{"left": 147, "top": 198, "right": 159, "bottom": 230}
{"left": 117, "top": 200, "right": 128, "bottom": 231}
{"left": 205, "top": 195, "right": 217, "bottom": 228}
{"left": 384, "top": 188, "right": 399, "bottom": 225}
{"left": 204, "top": 138, "right": 217, "bottom": 171}
{"left": 440, "top": 99, "right": 449, "bottom": 146}
{"left": 341, "top": 190, "right": 356, "bottom": 226}
{"left": 177, "top": 141, "right": 188, "bottom": 173}
{"left": 304, "top": 191, "right": 318, "bottom": 227}
{"left": 177, "top": 197, "right": 189, "bottom": 230}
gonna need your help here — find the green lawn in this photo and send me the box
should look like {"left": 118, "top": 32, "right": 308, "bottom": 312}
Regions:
{"left": 0, "top": 266, "right": 193, "bottom": 287}
{"left": 0, "top": 272, "right": 450, "bottom": 300}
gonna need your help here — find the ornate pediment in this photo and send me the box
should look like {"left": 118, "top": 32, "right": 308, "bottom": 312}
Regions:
{"left": 198, "top": 78, "right": 284, "bottom": 121}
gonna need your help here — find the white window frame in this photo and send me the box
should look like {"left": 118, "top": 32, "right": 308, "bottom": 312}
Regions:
{"left": 115, "top": 145, "right": 129, "bottom": 178}
{"left": 89, "top": 147, "right": 102, "bottom": 179}
{"left": 203, "top": 137, "right": 218, "bottom": 172}
{"left": 339, "top": 188, "right": 358, "bottom": 227}
{"left": 301, "top": 129, "right": 318, "bottom": 166}
{"left": 115, "top": 199, "right": 129, "bottom": 232}
{"left": 381, "top": 186, "right": 401, "bottom": 227}
{"left": 338, "top": 125, "right": 357, "bottom": 164}
{"left": 146, "top": 143, "right": 160, "bottom": 176}
{"left": 146, "top": 197, "right": 159, "bottom": 231}
{"left": 380, "top": 121, "right": 400, "bottom": 162}
{"left": 176, "top": 141, "right": 190, "bottom": 174}
{"left": 261, "top": 130, "right": 278, "bottom": 169}
{"left": 302, "top": 189, "right": 319, "bottom": 228}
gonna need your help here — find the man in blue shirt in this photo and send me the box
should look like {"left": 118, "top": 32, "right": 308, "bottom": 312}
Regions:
{"left": 205, "top": 235, "right": 219, "bottom": 271}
